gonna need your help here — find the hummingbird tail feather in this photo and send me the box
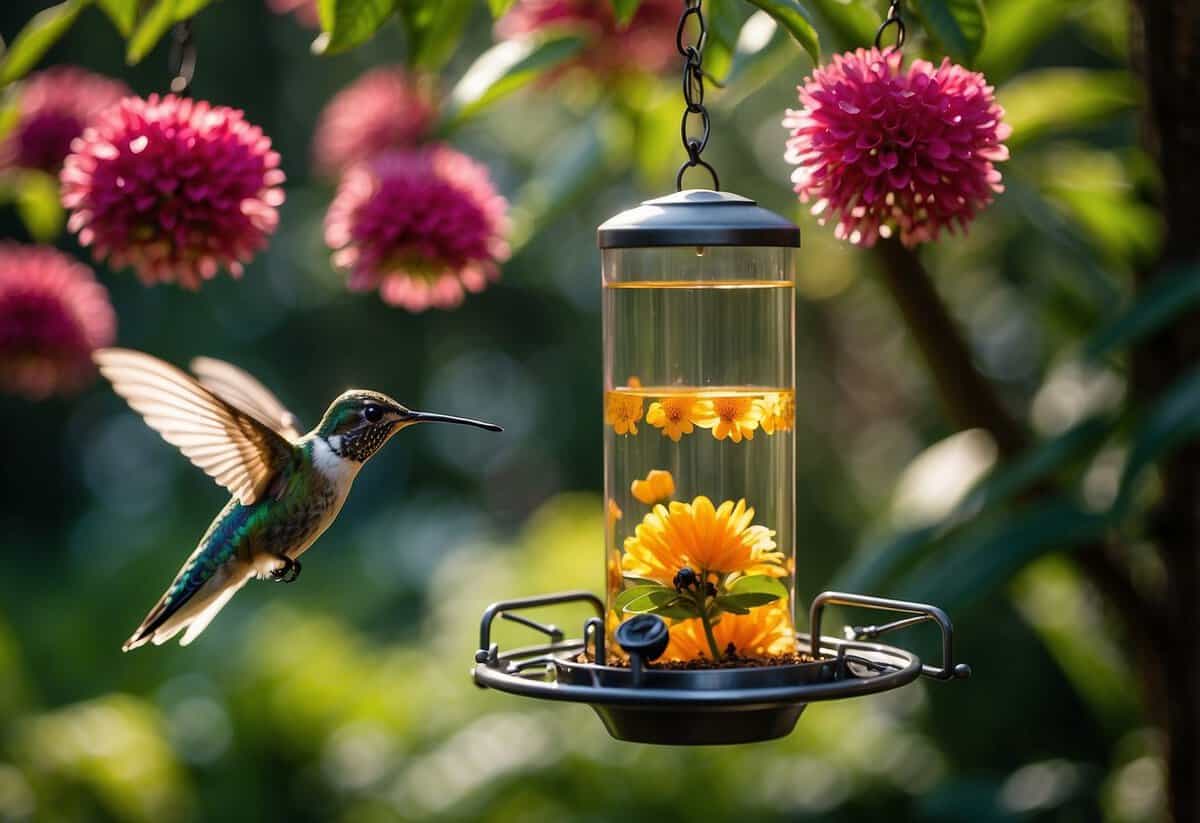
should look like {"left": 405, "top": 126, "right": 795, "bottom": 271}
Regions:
{"left": 122, "top": 564, "right": 254, "bottom": 651}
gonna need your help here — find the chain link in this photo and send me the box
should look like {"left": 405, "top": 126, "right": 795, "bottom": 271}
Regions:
{"left": 674, "top": 0, "right": 719, "bottom": 191}
{"left": 874, "top": 0, "right": 906, "bottom": 50}
{"left": 168, "top": 20, "right": 197, "bottom": 95}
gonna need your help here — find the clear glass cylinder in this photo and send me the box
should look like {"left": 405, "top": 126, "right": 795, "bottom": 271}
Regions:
{"left": 602, "top": 245, "right": 797, "bottom": 664}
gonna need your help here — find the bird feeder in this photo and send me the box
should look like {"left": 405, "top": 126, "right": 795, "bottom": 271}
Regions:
{"left": 470, "top": 189, "right": 971, "bottom": 746}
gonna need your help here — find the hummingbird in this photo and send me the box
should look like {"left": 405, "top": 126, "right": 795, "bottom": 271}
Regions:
{"left": 93, "top": 348, "right": 502, "bottom": 651}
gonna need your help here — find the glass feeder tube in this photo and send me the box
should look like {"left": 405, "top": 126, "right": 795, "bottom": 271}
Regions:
{"left": 598, "top": 190, "right": 801, "bottom": 665}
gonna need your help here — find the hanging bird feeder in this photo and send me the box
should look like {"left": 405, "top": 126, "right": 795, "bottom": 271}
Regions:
{"left": 471, "top": 0, "right": 970, "bottom": 746}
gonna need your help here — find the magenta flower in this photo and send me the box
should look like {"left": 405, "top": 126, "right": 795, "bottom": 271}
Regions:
{"left": 497, "top": 0, "right": 680, "bottom": 78}
{"left": 312, "top": 67, "right": 437, "bottom": 179}
{"left": 265, "top": 0, "right": 320, "bottom": 27}
{"left": 0, "top": 66, "right": 130, "bottom": 174}
{"left": 324, "top": 146, "right": 510, "bottom": 312}
{"left": 783, "top": 48, "right": 1010, "bottom": 247}
{"left": 61, "top": 94, "right": 286, "bottom": 289}
{"left": 0, "top": 243, "right": 116, "bottom": 400}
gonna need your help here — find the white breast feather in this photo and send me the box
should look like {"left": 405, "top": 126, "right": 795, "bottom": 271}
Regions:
{"left": 312, "top": 436, "right": 361, "bottom": 493}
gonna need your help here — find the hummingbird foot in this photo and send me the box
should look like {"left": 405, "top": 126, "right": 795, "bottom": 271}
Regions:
{"left": 269, "top": 556, "right": 302, "bottom": 583}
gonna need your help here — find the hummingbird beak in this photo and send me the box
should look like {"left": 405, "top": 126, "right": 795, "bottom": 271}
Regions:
{"left": 401, "top": 410, "right": 503, "bottom": 433}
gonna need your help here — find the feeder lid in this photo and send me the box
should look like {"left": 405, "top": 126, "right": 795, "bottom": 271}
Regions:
{"left": 597, "top": 189, "right": 801, "bottom": 249}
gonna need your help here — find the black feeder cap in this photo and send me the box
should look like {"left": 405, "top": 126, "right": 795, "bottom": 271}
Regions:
{"left": 596, "top": 189, "right": 801, "bottom": 249}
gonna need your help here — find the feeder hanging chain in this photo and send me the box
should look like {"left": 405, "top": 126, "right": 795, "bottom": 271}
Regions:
{"left": 675, "top": 0, "right": 719, "bottom": 191}
{"left": 169, "top": 19, "right": 197, "bottom": 95}
{"left": 874, "top": 0, "right": 906, "bottom": 50}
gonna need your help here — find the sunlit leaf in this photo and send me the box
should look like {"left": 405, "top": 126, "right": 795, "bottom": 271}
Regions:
{"left": 487, "top": 0, "right": 516, "bottom": 18}
{"left": 97, "top": 0, "right": 138, "bottom": 36}
{"left": 1001, "top": 69, "right": 1136, "bottom": 151}
{"left": 127, "top": 0, "right": 177, "bottom": 64}
{"left": 441, "top": 36, "right": 584, "bottom": 130}
{"left": 807, "top": 0, "right": 880, "bottom": 50}
{"left": 612, "top": 0, "right": 641, "bottom": 27}
{"left": 1113, "top": 366, "right": 1200, "bottom": 519}
{"left": 614, "top": 584, "right": 672, "bottom": 613}
{"left": 976, "top": 0, "right": 1083, "bottom": 82}
{"left": 911, "top": 0, "right": 986, "bottom": 63}
{"left": 15, "top": 170, "right": 65, "bottom": 241}
{"left": 1084, "top": 266, "right": 1200, "bottom": 363}
{"left": 0, "top": 0, "right": 86, "bottom": 87}
{"left": 727, "top": 574, "right": 789, "bottom": 599}
{"left": 715, "top": 592, "right": 780, "bottom": 611}
{"left": 401, "top": 0, "right": 472, "bottom": 70}
{"left": 898, "top": 499, "right": 1107, "bottom": 611}
{"left": 313, "top": 0, "right": 396, "bottom": 55}
{"left": 745, "top": 0, "right": 819, "bottom": 63}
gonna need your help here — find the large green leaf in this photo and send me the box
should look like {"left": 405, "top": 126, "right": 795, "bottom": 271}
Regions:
{"left": 912, "top": 0, "right": 985, "bottom": 63}
{"left": 96, "top": 0, "right": 138, "bottom": 36}
{"left": 440, "top": 36, "right": 584, "bottom": 131}
{"left": 744, "top": 0, "right": 819, "bottom": 63}
{"left": 1084, "top": 266, "right": 1200, "bottom": 363}
{"left": 976, "top": 0, "right": 1084, "bottom": 82}
{"left": 1000, "top": 69, "right": 1136, "bottom": 151}
{"left": 807, "top": 0, "right": 880, "bottom": 50}
{"left": 0, "top": 0, "right": 87, "bottom": 87}
{"left": 726, "top": 574, "right": 789, "bottom": 599}
{"left": 313, "top": 0, "right": 396, "bottom": 55}
{"left": 126, "top": 0, "right": 178, "bottom": 64}
{"left": 898, "top": 499, "right": 1107, "bottom": 611}
{"left": 1113, "top": 366, "right": 1200, "bottom": 520}
{"left": 612, "top": 0, "right": 641, "bottom": 27}
{"left": 401, "top": 0, "right": 473, "bottom": 70}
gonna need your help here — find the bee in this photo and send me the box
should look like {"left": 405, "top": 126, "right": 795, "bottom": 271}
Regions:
{"left": 673, "top": 567, "right": 699, "bottom": 592}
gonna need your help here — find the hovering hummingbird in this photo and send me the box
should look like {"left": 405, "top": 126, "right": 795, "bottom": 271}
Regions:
{"left": 93, "top": 348, "right": 502, "bottom": 651}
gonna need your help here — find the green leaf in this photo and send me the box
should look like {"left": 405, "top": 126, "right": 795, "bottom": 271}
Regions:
{"left": 487, "top": 0, "right": 516, "bottom": 17}
{"left": 313, "top": 0, "right": 396, "bottom": 55}
{"left": 1000, "top": 69, "right": 1136, "bottom": 151}
{"left": 440, "top": 36, "right": 584, "bottom": 131}
{"left": 401, "top": 0, "right": 472, "bottom": 70}
{"left": 976, "top": 0, "right": 1081, "bottom": 82}
{"left": 744, "top": 0, "right": 819, "bottom": 63}
{"left": 715, "top": 593, "right": 780, "bottom": 611}
{"left": 806, "top": 0, "right": 880, "bottom": 49}
{"left": 0, "top": 0, "right": 87, "bottom": 87}
{"left": 726, "top": 574, "right": 789, "bottom": 599}
{"left": 1083, "top": 266, "right": 1200, "bottom": 363}
{"left": 96, "top": 0, "right": 138, "bottom": 36}
{"left": 899, "top": 499, "right": 1107, "bottom": 611}
{"left": 619, "top": 588, "right": 699, "bottom": 621}
{"left": 832, "top": 522, "right": 946, "bottom": 594}
{"left": 1113, "top": 366, "right": 1200, "bottom": 519}
{"left": 126, "top": 0, "right": 177, "bottom": 64}
{"left": 911, "top": 0, "right": 986, "bottom": 63}
{"left": 612, "top": 0, "right": 641, "bottom": 27}
{"left": 614, "top": 584, "right": 672, "bottom": 613}
{"left": 14, "top": 171, "right": 65, "bottom": 241}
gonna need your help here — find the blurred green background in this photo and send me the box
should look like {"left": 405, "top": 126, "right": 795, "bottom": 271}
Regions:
{"left": 0, "top": 0, "right": 1168, "bottom": 821}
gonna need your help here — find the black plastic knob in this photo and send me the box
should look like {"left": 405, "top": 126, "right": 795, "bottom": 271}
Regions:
{"left": 616, "top": 614, "right": 670, "bottom": 662}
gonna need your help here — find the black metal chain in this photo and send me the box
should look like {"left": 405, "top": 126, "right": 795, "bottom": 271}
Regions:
{"left": 674, "top": 0, "right": 719, "bottom": 191}
{"left": 874, "top": 0, "right": 906, "bottom": 50}
{"left": 168, "top": 20, "right": 197, "bottom": 94}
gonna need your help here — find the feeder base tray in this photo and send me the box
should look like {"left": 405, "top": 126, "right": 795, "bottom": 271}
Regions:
{"left": 472, "top": 590, "right": 970, "bottom": 746}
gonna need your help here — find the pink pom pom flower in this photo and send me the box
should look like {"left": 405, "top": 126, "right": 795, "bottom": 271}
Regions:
{"left": 0, "top": 243, "right": 116, "bottom": 400}
{"left": 783, "top": 48, "right": 1010, "bottom": 247}
{"left": 324, "top": 146, "right": 510, "bottom": 312}
{"left": 497, "top": 0, "right": 680, "bottom": 77}
{"left": 61, "top": 94, "right": 286, "bottom": 289}
{"left": 312, "top": 67, "right": 437, "bottom": 179}
{"left": 0, "top": 66, "right": 130, "bottom": 174}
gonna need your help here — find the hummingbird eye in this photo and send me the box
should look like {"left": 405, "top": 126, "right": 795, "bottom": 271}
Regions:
{"left": 363, "top": 404, "right": 384, "bottom": 423}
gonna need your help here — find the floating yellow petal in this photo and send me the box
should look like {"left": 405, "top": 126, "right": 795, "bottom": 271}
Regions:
{"left": 646, "top": 395, "right": 703, "bottom": 441}
{"left": 607, "top": 497, "right": 623, "bottom": 529}
{"left": 630, "top": 469, "right": 675, "bottom": 505}
{"left": 604, "top": 390, "right": 643, "bottom": 435}
{"left": 620, "top": 494, "right": 784, "bottom": 586}
{"left": 663, "top": 603, "right": 795, "bottom": 661}
{"left": 694, "top": 396, "right": 763, "bottom": 442}
{"left": 627, "top": 376, "right": 642, "bottom": 388}
{"left": 757, "top": 392, "right": 795, "bottom": 435}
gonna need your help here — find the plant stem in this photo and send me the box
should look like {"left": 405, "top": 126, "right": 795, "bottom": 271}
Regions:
{"left": 700, "top": 609, "right": 722, "bottom": 661}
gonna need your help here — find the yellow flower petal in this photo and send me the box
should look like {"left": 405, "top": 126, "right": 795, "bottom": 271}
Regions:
{"left": 646, "top": 395, "right": 702, "bottom": 441}
{"left": 604, "top": 390, "right": 643, "bottom": 436}
{"left": 631, "top": 468, "right": 676, "bottom": 505}
{"left": 695, "top": 396, "right": 762, "bottom": 443}
{"left": 662, "top": 603, "right": 795, "bottom": 661}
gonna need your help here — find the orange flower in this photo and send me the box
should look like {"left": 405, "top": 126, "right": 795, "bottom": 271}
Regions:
{"left": 630, "top": 469, "right": 675, "bottom": 505}
{"left": 605, "top": 390, "right": 643, "bottom": 435}
{"left": 757, "top": 392, "right": 795, "bottom": 435}
{"left": 663, "top": 603, "right": 796, "bottom": 661}
{"left": 646, "top": 394, "right": 703, "bottom": 441}
{"left": 627, "top": 376, "right": 642, "bottom": 388}
{"left": 694, "top": 396, "right": 763, "bottom": 442}
{"left": 607, "top": 498, "right": 623, "bottom": 530}
{"left": 620, "top": 495, "right": 784, "bottom": 586}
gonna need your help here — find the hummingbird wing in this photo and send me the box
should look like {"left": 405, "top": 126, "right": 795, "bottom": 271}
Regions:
{"left": 189, "top": 356, "right": 303, "bottom": 441}
{"left": 94, "top": 348, "right": 295, "bottom": 505}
